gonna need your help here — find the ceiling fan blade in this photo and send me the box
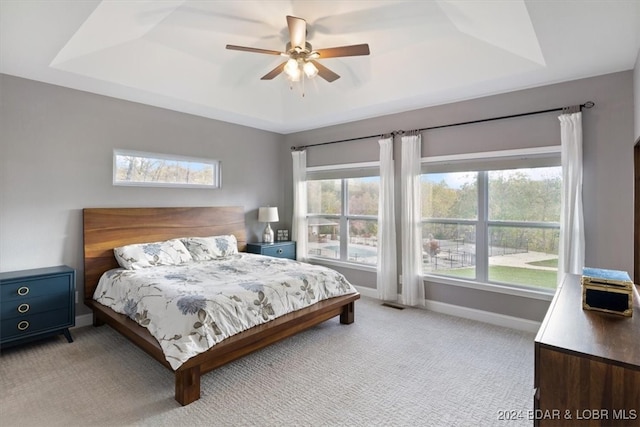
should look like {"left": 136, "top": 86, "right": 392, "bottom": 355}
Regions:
{"left": 316, "top": 44, "right": 370, "bottom": 59}
{"left": 311, "top": 60, "right": 340, "bottom": 83}
{"left": 286, "top": 15, "right": 306, "bottom": 49}
{"left": 226, "top": 45, "right": 284, "bottom": 56}
{"left": 261, "top": 62, "right": 286, "bottom": 80}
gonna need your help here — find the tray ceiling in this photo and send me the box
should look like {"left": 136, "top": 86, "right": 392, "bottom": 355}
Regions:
{"left": 1, "top": 0, "right": 639, "bottom": 133}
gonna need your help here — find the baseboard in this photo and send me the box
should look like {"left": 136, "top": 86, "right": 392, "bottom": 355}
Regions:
{"left": 73, "top": 313, "right": 93, "bottom": 329}
{"left": 423, "top": 299, "right": 541, "bottom": 333}
{"left": 354, "top": 285, "right": 540, "bottom": 333}
{"left": 353, "top": 285, "right": 378, "bottom": 299}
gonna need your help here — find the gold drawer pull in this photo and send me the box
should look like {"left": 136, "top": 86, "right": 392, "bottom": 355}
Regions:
{"left": 17, "top": 286, "right": 30, "bottom": 296}
{"left": 17, "top": 303, "right": 30, "bottom": 314}
{"left": 17, "top": 320, "right": 30, "bottom": 331}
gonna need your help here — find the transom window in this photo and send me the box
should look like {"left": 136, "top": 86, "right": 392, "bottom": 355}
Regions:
{"left": 113, "top": 149, "right": 221, "bottom": 189}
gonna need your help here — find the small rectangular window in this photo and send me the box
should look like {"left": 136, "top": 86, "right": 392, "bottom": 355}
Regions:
{"left": 113, "top": 149, "right": 221, "bottom": 189}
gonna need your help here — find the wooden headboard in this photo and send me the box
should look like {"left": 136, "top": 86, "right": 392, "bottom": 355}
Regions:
{"left": 83, "top": 207, "right": 247, "bottom": 303}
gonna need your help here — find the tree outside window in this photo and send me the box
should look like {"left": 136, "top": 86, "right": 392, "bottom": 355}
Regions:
{"left": 422, "top": 166, "right": 561, "bottom": 290}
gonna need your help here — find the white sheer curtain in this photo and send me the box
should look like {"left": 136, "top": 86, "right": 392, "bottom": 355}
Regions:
{"left": 291, "top": 150, "right": 308, "bottom": 262}
{"left": 557, "top": 112, "right": 585, "bottom": 285}
{"left": 400, "top": 132, "right": 424, "bottom": 306}
{"left": 377, "top": 137, "right": 397, "bottom": 301}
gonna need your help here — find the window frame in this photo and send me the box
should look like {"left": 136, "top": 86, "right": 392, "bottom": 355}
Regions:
{"left": 421, "top": 146, "right": 561, "bottom": 297}
{"left": 113, "top": 149, "right": 222, "bottom": 189}
{"left": 306, "top": 162, "right": 380, "bottom": 269}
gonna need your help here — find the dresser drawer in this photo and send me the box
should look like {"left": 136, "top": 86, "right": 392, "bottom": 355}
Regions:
{"left": 1, "top": 308, "right": 72, "bottom": 341}
{"left": 1, "top": 292, "right": 70, "bottom": 320}
{"left": 1, "top": 275, "right": 71, "bottom": 302}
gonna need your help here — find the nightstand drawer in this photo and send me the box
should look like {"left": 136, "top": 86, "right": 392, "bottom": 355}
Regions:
{"left": 247, "top": 242, "right": 296, "bottom": 260}
{"left": 1, "top": 308, "right": 71, "bottom": 341}
{"left": 1, "top": 292, "right": 70, "bottom": 320}
{"left": 261, "top": 244, "right": 295, "bottom": 259}
{"left": 0, "top": 275, "right": 71, "bottom": 301}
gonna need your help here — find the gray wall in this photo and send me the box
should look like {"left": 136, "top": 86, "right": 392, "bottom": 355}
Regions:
{"left": 0, "top": 74, "right": 285, "bottom": 315}
{"left": 283, "top": 71, "right": 635, "bottom": 322}
{"left": 2, "top": 70, "right": 635, "bottom": 324}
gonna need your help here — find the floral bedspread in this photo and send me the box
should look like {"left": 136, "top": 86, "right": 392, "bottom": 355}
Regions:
{"left": 94, "top": 253, "right": 358, "bottom": 370}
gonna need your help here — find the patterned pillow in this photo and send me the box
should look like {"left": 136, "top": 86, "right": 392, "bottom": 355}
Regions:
{"left": 181, "top": 235, "right": 238, "bottom": 261}
{"left": 114, "top": 239, "right": 193, "bottom": 270}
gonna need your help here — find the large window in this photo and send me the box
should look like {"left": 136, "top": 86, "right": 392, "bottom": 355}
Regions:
{"left": 422, "top": 160, "right": 561, "bottom": 291}
{"left": 307, "top": 176, "right": 379, "bottom": 266}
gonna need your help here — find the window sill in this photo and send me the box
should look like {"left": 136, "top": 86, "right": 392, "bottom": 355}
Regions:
{"left": 423, "top": 274, "right": 555, "bottom": 301}
{"left": 306, "top": 256, "right": 376, "bottom": 273}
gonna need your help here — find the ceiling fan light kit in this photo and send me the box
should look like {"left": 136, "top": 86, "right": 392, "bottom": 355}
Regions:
{"left": 303, "top": 62, "right": 318, "bottom": 79}
{"left": 226, "top": 15, "right": 370, "bottom": 94}
{"left": 284, "top": 59, "right": 301, "bottom": 81}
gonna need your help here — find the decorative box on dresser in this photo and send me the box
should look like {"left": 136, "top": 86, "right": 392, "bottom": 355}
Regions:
{"left": 0, "top": 265, "right": 75, "bottom": 349}
{"left": 246, "top": 241, "right": 296, "bottom": 260}
{"left": 534, "top": 274, "right": 640, "bottom": 426}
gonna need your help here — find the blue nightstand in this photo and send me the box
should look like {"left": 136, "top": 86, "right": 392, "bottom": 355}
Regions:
{"left": 0, "top": 265, "right": 75, "bottom": 349}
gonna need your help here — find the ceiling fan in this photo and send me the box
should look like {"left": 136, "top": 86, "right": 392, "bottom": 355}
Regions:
{"left": 226, "top": 15, "right": 370, "bottom": 83}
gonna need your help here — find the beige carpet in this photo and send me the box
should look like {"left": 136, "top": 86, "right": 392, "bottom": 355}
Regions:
{"left": 0, "top": 297, "right": 534, "bottom": 426}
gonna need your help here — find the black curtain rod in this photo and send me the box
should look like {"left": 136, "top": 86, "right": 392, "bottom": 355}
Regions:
{"left": 290, "top": 101, "right": 595, "bottom": 151}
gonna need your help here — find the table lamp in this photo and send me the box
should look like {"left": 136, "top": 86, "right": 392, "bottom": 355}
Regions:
{"left": 258, "top": 207, "right": 279, "bottom": 243}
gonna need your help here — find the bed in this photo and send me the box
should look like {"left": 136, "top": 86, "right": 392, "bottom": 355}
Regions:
{"left": 83, "top": 206, "right": 360, "bottom": 405}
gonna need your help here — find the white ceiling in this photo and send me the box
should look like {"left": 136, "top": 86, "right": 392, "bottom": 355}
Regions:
{"left": 1, "top": 0, "right": 639, "bottom": 134}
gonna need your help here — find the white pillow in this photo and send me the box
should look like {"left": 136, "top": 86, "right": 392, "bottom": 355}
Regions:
{"left": 114, "top": 238, "right": 193, "bottom": 270}
{"left": 181, "top": 235, "right": 238, "bottom": 261}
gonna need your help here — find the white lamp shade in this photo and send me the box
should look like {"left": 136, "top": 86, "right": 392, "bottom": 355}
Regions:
{"left": 258, "top": 207, "right": 279, "bottom": 223}
{"left": 303, "top": 61, "right": 318, "bottom": 78}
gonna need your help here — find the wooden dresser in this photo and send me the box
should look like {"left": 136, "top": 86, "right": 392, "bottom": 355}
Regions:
{"left": 534, "top": 274, "right": 640, "bottom": 426}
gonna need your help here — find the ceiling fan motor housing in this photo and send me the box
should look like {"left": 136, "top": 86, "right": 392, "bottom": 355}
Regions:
{"left": 286, "top": 41, "right": 314, "bottom": 57}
